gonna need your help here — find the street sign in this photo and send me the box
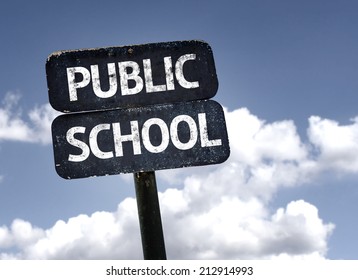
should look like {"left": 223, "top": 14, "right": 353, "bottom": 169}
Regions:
{"left": 51, "top": 100, "right": 230, "bottom": 179}
{"left": 46, "top": 40, "right": 218, "bottom": 113}
{"left": 47, "top": 40, "right": 229, "bottom": 259}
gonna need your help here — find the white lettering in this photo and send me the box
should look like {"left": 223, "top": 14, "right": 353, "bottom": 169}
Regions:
{"left": 198, "top": 113, "right": 222, "bottom": 147}
{"left": 112, "top": 121, "right": 142, "bottom": 157}
{"left": 118, "top": 61, "right": 144, "bottom": 95}
{"left": 66, "top": 54, "right": 200, "bottom": 101}
{"left": 175, "top": 54, "right": 199, "bottom": 89}
{"left": 164, "top": 56, "right": 175, "bottom": 91}
{"left": 142, "top": 118, "right": 169, "bottom": 153}
{"left": 65, "top": 113, "right": 222, "bottom": 161}
{"left": 170, "top": 115, "right": 197, "bottom": 150}
{"left": 91, "top": 63, "right": 117, "bottom": 98}
{"left": 143, "top": 59, "right": 166, "bottom": 93}
{"left": 89, "top": 124, "right": 114, "bottom": 159}
{"left": 66, "top": 126, "right": 90, "bottom": 162}
{"left": 67, "top": 67, "right": 91, "bottom": 101}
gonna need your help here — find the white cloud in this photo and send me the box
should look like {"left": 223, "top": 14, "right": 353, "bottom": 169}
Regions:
{"left": 308, "top": 116, "right": 358, "bottom": 172}
{"left": 0, "top": 197, "right": 333, "bottom": 260}
{"left": 0, "top": 92, "right": 58, "bottom": 144}
{"left": 1, "top": 106, "right": 348, "bottom": 260}
{"left": 0, "top": 225, "right": 12, "bottom": 248}
{"left": 28, "top": 103, "right": 59, "bottom": 145}
{"left": 0, "top": 92, "right": 34, "bottom": 142}
{"left": 0, "top": 92, "right": 59, "bottom": 184}
{"left": 266, "top": 200, "right": 334, "bottom": 256}
{"left": 0, "top": 199, "right": 142, "bottom": 260}
{"left": 227, "top": 108, "right": 307, "bottom": 166}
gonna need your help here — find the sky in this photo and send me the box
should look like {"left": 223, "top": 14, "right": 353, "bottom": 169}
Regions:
{"left": 0, "top": 0, "right": 358, "bottom": 259}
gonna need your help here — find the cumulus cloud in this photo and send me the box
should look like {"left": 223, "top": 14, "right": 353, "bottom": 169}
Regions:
{"left": 28, "top": 103, "right": 59, "bottom": 144}
{"left": 0, "top": 92, "right": 58, "bottom": 144}
{"left": 0, "top": 92, "right": 58, "bottom": 184}
{"left": 0, "top": 92, "right": 34, "bottom": 142}
{"left": 308, "top": 116, "right": 358, "bottom": 172}
{"left": 0, "top": 199, "right": 141, "bottom": 260}
{"left": 1, "top": 106, "right": 349, "bottom": 260}
{"left": 0, "top": 198, "right": 334, "bottom": 260}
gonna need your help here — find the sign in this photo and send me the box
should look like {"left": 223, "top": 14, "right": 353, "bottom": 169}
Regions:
{"left": 46, "top": 40, "right": 218, "bottom": 113}
{"left": 51, "top": 100, "right": 230, "bottom": 179}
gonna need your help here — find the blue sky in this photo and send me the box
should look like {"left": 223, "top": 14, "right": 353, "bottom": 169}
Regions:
{"left": 1, "top": 0, "right": 358, "bottom": 259}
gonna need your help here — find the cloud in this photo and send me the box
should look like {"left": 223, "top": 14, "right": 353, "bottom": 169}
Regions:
{"left": 0, "top": 198, "right": 333, "bottom": 260}
{"left": 28, "top": 103, "right": 59, "bottom": 145}
{"left": 0, "top": 199, "right": 142, "bottom": 260}
{"left": 0, "top": 92, "right": 58, "bottom": 144}
{"left": 265, "top": 200, "right": 334, "bottom": 256}
{"left": 308, "top": 116, "right": 358, "bottom": 172}
{"left": 0, "top": 92, "right": 34, "bottom": 142}
{"left": 0, "top": 92, "right": 59, "bottom": 184}
{"left": 1, "top": 106, "right": 348, "bottom": 260}
{"left": 227, "top": 108, "right": 308, "bottom": 165}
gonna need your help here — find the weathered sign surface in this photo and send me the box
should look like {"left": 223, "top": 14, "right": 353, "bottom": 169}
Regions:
{"left": 46, "top": 40, "right": 218, "bottom": 113}
{"left": 51, "top": 100, "right": 230, "bottom": 179}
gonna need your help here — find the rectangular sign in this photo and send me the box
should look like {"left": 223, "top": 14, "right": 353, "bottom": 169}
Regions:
{"left": 46, "top": 40, "right": 218, "bottom": 113}
{"left": 51, "top": 100, "right": 230, "bottom": 179}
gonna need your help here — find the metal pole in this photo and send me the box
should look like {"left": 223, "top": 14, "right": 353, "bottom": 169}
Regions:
{"left": 134, "top": 171, "right": 167, "bottom": 260}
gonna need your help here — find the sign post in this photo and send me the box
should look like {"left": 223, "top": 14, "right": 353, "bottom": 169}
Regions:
{"left": 46, "top": 40, "right": 230, "bottom": 259}
{"left": 134, "top": 171, "right": 166, "bottom": 260}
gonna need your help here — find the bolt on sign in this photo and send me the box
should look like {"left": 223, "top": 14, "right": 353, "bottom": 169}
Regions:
{"left": 46, "top": 40, "right": 218, "bottom": 113}
{"left": 47, "top": 40, "right": 230, "bottom": 179}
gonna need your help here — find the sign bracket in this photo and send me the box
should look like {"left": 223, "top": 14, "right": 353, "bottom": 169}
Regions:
{"left": 134, "top": 171, "right": 167, "bottom": 260}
